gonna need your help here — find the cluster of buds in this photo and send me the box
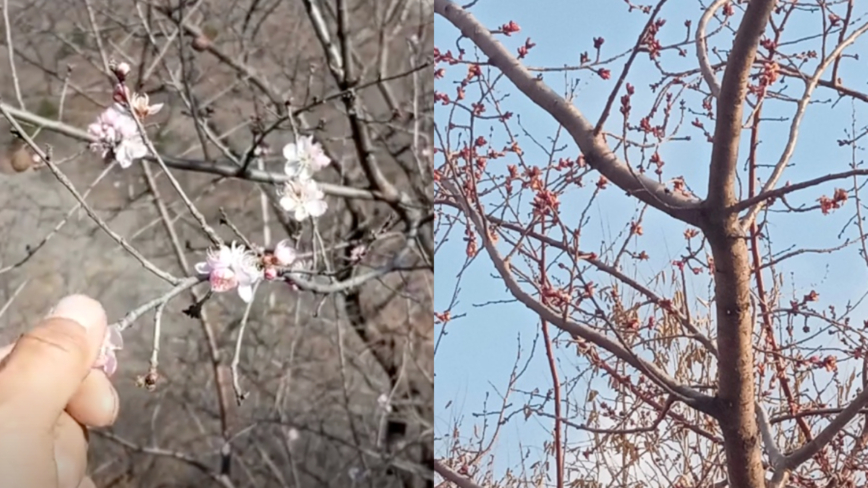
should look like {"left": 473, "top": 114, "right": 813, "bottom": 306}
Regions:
{"left": 818, "top": 188, "right": 848, "bottom": 215}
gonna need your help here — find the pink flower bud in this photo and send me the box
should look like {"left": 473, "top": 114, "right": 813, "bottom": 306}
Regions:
{"left": 263, "top": 267, "right": 278, "bottom": 281}
{"left": 112, "top": 84, "right": 130, "bottom": 104}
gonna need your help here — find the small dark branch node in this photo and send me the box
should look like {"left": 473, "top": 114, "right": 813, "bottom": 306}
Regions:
{"left": 183, "top": 290, "right": 212, "bottom": 319}
{"left": 135, "top": 369, "right": 160, "bottom": 391}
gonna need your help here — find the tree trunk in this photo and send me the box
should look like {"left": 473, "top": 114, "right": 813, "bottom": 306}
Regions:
{"left": 707, "top": 215, "right": 766, "bottom": 488}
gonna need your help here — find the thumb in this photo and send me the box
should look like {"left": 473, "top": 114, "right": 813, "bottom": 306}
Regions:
{"left": 0, "top": 294, "right": 107, "bottom": 427}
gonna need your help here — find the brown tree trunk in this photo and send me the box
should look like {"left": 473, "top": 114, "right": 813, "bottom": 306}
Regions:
{"left": 703, "top": 0, "right": 778, "bottom": 484}
{"left": 707, "top": 215, "right": 766, "bottom": 488}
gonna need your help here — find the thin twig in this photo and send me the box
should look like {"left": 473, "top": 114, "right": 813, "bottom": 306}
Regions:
{"left": 230, "top": 282, "right": 258, "bottom": 405}
{"left": 0, "top": 101, "right": 179, "bottom": 285}
{"left": 0, "top": 279, "right": 28, "bottom": 320}
{"left": 2, "top": 0, "right": 25, "bottom": 109}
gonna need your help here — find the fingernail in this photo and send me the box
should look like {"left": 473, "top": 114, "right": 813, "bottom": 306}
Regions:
{"left": 45, "top": 294, "right": 106, "bottom": 331}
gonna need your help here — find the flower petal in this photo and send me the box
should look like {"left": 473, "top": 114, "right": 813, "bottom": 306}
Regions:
{"left": 306, "top": 199, "right": 328, "bottom": 218}
{"left": 194, "top": 261, "right": 211, "bottom": 274}
{"left": 106, "top": 325, "right": 124, "bottom": 350}
{"left": 283, "top": 143, "right": 299, "bottom": 162}
{"left": 284, "top": 160, "right": 302, "bottom": 178}
{"left": 279, "top": 196, "right": 296, "bottom": 212}
{"left": 116, "top": 154, "right": 133, "bottom": 169}
{"left": 237, "top": 284, "right": 254, "bottom": 303}
{"left": 102, "top": 354, "right": 118, "bottom": 377}
{"left": 274, "top": 240, "right": 297, "bottom": 266}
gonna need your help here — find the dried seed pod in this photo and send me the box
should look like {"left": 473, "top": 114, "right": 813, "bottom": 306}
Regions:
{"left": 1, "top": 139, "right": 32, "bottom": 173}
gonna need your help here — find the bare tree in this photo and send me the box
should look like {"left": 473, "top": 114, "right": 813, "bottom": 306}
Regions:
{"left": 434, "top": 1, "right": 868, "bottom": 487}
{"left": 0, "top": 0, "right": 432, "bottom": 487}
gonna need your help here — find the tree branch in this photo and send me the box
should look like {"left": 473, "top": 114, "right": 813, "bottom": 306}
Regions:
{"left": 434, "top": 0, "right": 703, "bottom": 226}
{"left": 434, "top": 460, "right": 484, "bottom": 488}
{"left": 0, "top": 102, "right": 412, "bottom": 205}
{"left": 732, "top": 168, "right": 868, "bottom": 214}
{"left": 756, "top": 402, "right": 784, "bottom": 468}
{"left": 706, "top": 0, "right": 775, "bottom": 209}
{"left": 782, "top": 386, "right": 868, "bottom": 470}
{"left": 696, "top": 0, "right": 727, "bottom": 97}
{"left": 738, "top": 21, "right": 868, "bottom": 228}
{"left": 443, "top": 181, "right": 715, "bottom": 413}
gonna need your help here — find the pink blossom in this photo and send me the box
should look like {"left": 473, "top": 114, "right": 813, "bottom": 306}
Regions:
{"left": 377, "top": 393, "right": 392, "bottom": 412}
{"left": 93, "top": 325, "right": 123, "bottom": 377}
{"left": 87, "top": 105, "right": 147, "bottom": 168}
{"left": 263, "top": 267, "right": 278, "bottom": 281}
{"left": 194, "top": 242, "right": 262, "bottom": 302}
{"left": 209, "top": 266, "right": 238, "bottom": 292}
{"left": 253, "top": 143, "right": 271, "bottom": 157}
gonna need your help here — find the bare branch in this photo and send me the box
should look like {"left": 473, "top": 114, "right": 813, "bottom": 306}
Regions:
{"left": 434, "top": 0, "right": 703, "bottom": 225}
{"left": 434, "top": 460, "right": 484, "bottom": 488}
{"left": 696, "top": 0, "right": 727, "bottom": 98}
{"left": 443, "top": 181, "right": 715, "bottom": 412}
{"left": 738, "top": 21, "right": 868, "bottom": 228}
{"left": 783, "top": 386, "right": 868, "bottom": 470}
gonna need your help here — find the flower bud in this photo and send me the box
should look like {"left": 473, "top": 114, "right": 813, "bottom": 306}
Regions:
{"left": 112, "top": 84, "right": 131, "bottom": 104}
{"left": 110, "top": 61, "right": 131, "bottom": 82}
{"left": 263, "top": 267, "right": 278, "bottom": 281}
{"left": 192, "top": 35, "right": 211, "bottom": 52}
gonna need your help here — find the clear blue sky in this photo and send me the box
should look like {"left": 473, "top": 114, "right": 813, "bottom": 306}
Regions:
{"left": 434, "top": 0, "right": 868, "bottom": 481}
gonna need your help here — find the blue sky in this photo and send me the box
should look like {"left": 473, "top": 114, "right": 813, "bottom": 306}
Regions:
{"left": 434, "top": 0, "right": 868, "bottom": 482}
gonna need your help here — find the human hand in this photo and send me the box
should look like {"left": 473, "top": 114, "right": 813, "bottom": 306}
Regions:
{"left": 0, "top": 295, "right": 120, "bottom": 488}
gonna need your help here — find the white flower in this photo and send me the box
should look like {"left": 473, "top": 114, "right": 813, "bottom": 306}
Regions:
{"left": 114, "top": 137, "right": 149, "bottom": 168}
{"left": 349, "top": 245, "right": 367, "bottom": 264}
{"left": 283, "top": 135, "right": 331, "bottom": 180}
{"left": 286, "top": 428, "right": 300, "bottom": 442}
{"left": 253, "top": 143, "right": 271, "bottom": 157}
{"left": 348, "top": 467, "right": 368, "bottom": 482}
{"left": 377, "top": 393, "right": 392, "bottom": 413}
{"left": 194, "top": 242, "right": 262, "bottom": 302}
{"left": 279, "top": 178, "right": 328, "bottom": 221}
{"left": 273, "top": 239, "right": 297, "bottom": 266}
{"left": 129, "top": 92, "right": 163, "bottom": 119}
{"left": 262, "top": 240, "right": 298, "bottom": 282}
